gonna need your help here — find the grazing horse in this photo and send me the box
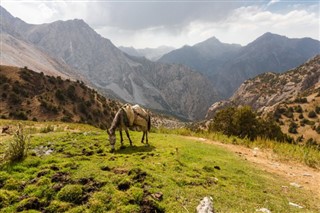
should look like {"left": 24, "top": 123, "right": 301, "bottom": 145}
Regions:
{"left": 107, "top": 103, "right": 151, "bottom": 150}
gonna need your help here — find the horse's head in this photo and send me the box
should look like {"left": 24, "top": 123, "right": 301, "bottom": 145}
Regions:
{"left": 107, "top": 129, "right": 116, "bottom": 150}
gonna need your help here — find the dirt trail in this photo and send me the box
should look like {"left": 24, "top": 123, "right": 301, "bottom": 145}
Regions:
{"left": 186, "top": 136, "right": 320, "bottom": 199}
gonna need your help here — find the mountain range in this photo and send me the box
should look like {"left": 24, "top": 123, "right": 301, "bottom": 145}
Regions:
{"left": 159, "top": 33, "right": 320, "bottom": 98}
{"left": 206, "top": 55, "right": 320, "bottom": 142}
{"left": 0, "top": 6, "right": 216, "bottom": 120}
{"left": 118, "top": 46, "right": 175, "bottom": 61}
{"left": 1, "top": 5, "right": 319, "bottom": 121}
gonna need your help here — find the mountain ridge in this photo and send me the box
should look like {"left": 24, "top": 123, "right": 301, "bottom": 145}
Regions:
{"left": 0, "top": 6, "right": 217, "bottom": 120}
{"left": 159, "top": 32, "right": 320, "bottom": 99}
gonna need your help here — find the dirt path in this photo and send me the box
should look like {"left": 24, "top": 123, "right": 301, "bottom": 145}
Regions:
{"left": 185, "top": 136, "right": 320, "bottom": 199}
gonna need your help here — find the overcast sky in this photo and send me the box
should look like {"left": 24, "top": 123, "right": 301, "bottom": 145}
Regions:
{"left": 1, "top": 0, "right": 319, "bottom": 48}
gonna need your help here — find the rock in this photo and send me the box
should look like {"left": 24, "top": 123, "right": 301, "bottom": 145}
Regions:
{"left": 256, "top": 208, "right": 271, "bottom": 213}
{"left": 196, "top": 196, "right": 215, "bottom": 213}
{"left": 290, "top": 182, "right": 302, "bottom": 188}
{"left": 289, "top": 202, "right": 303, "bottom": 208}
{"left": 151, "top": 192, "right": 163, "bottom": 201}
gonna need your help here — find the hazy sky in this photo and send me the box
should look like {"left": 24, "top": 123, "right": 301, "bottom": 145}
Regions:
{"left": 1, "top": 0, "right": 319, "bottom": 48}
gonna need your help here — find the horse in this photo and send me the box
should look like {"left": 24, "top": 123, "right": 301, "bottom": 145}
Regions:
{"left": 107, "top": 103, "right": 151, "bottom": 151}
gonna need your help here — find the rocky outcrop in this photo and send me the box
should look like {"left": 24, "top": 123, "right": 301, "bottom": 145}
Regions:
{"left": 206, "top": 55, "right": 320, "bottom": 119}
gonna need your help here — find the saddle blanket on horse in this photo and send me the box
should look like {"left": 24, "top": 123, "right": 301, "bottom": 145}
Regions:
{"left": 122, "top": 104, "right": 149, "bottom": 128}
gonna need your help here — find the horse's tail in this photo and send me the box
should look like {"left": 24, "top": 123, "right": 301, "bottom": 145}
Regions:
{"left": 147, "top": 115, "right": 151, "bottom": 132}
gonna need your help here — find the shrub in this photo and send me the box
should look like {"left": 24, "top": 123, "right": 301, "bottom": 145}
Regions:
{"left": 294, "top": 105, "right": 303, "bottom": 113}
{"left": 57, "top": 185, "right": 83, "bottom": 204}
{"left": 4, "top": 124, "right": 30, "bottom": 163}
{"left": 40, "top": 125, "right": 55, "bottom": 133}
{"left": 315, "top": 106, "right": 320, "bottom": 114}
{"left": 294, "top": 97, "right": 308, "bottom": 103}
{"left": 288, "top": 122, "right": 298, "bottom": 134}
{"left": 308, "top": 110, "right": 317, "bottom": 118}
{"left": 210, "top": 106, "right": 288, "bottom": 142}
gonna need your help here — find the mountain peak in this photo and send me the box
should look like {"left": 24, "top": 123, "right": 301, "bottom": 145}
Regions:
{"left": 194, "top": 36, "right": 222, "bottom": 48}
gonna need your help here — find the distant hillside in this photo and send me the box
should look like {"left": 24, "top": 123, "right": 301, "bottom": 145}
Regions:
{"left": 158, "top": 36, "right": 241, "bottom": 78}
{"left": 119, "top": 46, "right": 175, "bottom": 61}
{"left": 159, "top": 33, "right": 320, "bottom": 99}
{"left": 215, "top": 33, "right": 320, "bottom": 98}
{"left": 206, "top": 55, "right": 320, "bottom": 143}
{"left": 0, "top": 33, "right": 80, "bottom": 80}
{"left": 0, "top": 65, "right": 121, "bottom": 129}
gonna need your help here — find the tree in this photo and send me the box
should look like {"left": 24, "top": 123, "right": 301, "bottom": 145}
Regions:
{"left": 233, "top": 106, "right": 258, "bottom": 140}
{"left": 209, "top": 107, "right": 237, "bottom": 136}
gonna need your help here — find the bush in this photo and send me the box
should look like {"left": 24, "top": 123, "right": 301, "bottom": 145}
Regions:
{"left": 308, "top": 110, "right": 317, "bottom": 118}
{"left": 294, "top": 97, "right": 308, "bottom": 103}
{"left": 288, "top": 122, "right": 298, "bottom": 134}
{"left": 4, "top": 124, "right": 30, "bottom": 163}
{"left": 210, "top": 106, "right": 288, "bottom": 142}
{"left": 294, "top": 105, "right": 303, "bottom": 113}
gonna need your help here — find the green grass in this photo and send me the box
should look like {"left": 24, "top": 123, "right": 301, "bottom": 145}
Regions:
{"left": 0, "top": 120, "right": 319, "bottom": 212}
{"left": 155, "top": 127, "right": 320, "bottom": 169}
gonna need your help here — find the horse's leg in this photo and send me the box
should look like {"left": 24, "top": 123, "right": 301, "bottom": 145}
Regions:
{"left": 125, "top": 128, "right": 133, "bottom": 146}
{"left": 146, "top": 131, "right": 148, "bottom": 145}
{"left": 141, "top": 132, "right": 145, "bottom": 143}
{"left": 119, "top": 130, "right": 124, "bottom": 146}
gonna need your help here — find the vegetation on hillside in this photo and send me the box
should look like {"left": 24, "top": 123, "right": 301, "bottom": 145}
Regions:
{"left": 208, "top": 106, "right": 290, "bottom": 142}
{"left": 0, "top": 66, "right": 121, "bottom": 129}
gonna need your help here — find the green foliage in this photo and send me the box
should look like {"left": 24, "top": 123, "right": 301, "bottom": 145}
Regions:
{"left": 0, "top": 189, "right": 19, "bottom": 208}
{"left": 40, "top": 125, "right": 55, "bottom": 133}
{"left": 288, "top": 122, "right": 298, "bottom": 134}
{"left": 4, "top": 124, "right": 30, "bottom": 163}
{"left": 57, "top": 185, "right": 83, "bottom": 204}
{"left": 308, "top": 110, "right": 317, "bottom": 118}
{"left": 294, "top": 97, "right": 308, "bottom": 103}
{"left": 294, "top": 105, "right": 303, "bottom": 113}
{"left": 209, "top": 106, "right": 288, "bottom": 141}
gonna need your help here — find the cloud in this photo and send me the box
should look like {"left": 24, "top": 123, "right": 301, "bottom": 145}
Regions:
{"left": 267, "top": 0, "right": 281, "bottom": 7}
{"left": 1, "top": 1, "right": 319, "bottom": 48}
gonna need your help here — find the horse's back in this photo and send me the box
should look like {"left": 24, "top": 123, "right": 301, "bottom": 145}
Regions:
{"left": 122, "top": 104, "right": 135, "bottom": 126}
{"left": 132, "top": 105, "right": 150, "bottom": 130}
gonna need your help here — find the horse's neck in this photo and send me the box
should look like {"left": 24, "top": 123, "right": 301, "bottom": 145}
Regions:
{"left": 110, "top": 110, "right": 122, "bottom": 133}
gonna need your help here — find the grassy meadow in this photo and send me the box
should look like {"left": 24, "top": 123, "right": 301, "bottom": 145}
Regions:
{"left": 0, "top": 120, "right": 319, "bottom": 212}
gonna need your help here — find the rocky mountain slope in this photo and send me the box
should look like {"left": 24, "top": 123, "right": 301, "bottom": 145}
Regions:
{"left": 0, "top": 65, "right": 121, "bottom": 129}
{"left": 159, "top": 36, "right": 241, "bottom": 78}
{"left": 119, "top": 46, "right": 175, "bottom": 61}
{"left": 206, "top": 55, "right": 320, "bottom": 142}
{"left": 0, "top": 33, "right": 80, "bottom": 79}
{"left": 216, "top": 33, "right": 320, "bottom": 98}
{"left": 159, "top": 33, "right": 320, "bottom": 99}
{"left": 0, "top": 6, "right": 216, "bottom": 120}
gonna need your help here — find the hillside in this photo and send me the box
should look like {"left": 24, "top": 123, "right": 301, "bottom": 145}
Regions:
{"left": 0, "top": 33, "right": 80, "bottom": 80}
{"left": 0, "top": 65, "right": 121, "bottom": 129}
{"left": 0, "top": 120, "right": 319, "bottom": 212}
{"left": 159, "top": 36, "right": 241, "bottom": 78}
{"left": 206, "top": 55, "right": 320, "bottom": 143}
{"left": 159, "top": 33, "right": 320, "bottom": 99}
{"left": 119, "top": 46, "right": 175, "bottom": 61}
